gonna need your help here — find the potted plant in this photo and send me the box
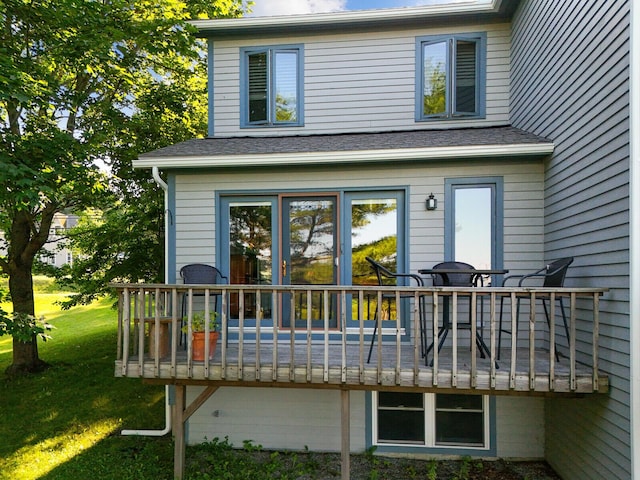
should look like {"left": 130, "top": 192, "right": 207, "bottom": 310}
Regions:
{"left": 182, "top": 311, "right": 219, "bottom": 361}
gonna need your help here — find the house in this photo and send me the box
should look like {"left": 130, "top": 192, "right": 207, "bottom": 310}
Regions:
{"left": 113, "top": 1, "right": 637, "bottom": 479}
{"left": 0, "top": 212, "right": 77, "bottom": 268}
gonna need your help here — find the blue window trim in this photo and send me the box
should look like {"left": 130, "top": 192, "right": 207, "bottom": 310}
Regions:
{"left": 365, "top": 392, "right": 497, "bottom": 456}
{"left": 240, "top": 44, "right": 304, "bottom": 128}
{"left": 444, "top": 177, "right": 504, "bottom": 273}
{"left": 415, "top": 32, "right": 486, "bottom": 122}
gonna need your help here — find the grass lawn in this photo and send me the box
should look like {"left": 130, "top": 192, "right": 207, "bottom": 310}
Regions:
{"left": 0, "top": 287, "right": 172, "bottom": 480}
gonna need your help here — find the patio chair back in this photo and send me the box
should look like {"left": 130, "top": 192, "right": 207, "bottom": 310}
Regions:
{"left": 180, "top": 264, "right": 227, "bottom": 285}
{"left": 429, "top": 261, "right": 481, "bottom": 287}
{"left": 542, "top": 257, "right": 574, "bottom": 288}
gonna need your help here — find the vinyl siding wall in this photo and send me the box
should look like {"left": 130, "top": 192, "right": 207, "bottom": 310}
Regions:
{"left": 210, "top": 23, "right": 511, "bottom": 136}
{"left": 186, "top": 387, "right": 546, "bottom": 458}
{"left": 510, "top": 1, "right": 630, "bottom": 479}
{"left": 173, "top": 160, "right": 545, "bottom": 279}
{"left": 186, "top": 387, "right": 367, "bottom": 451}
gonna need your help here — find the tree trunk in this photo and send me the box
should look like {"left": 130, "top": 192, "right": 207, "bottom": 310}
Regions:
{"left": 5, "top": 229, "right": 49, "bottom": 376}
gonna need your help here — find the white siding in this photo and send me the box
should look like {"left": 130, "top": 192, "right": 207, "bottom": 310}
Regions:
{"left": 211, "top": 23, "right": 511, "bottom": 136}
{"left": 186, "top": 387, "right": 544, "bottom": 458}
{"left": 495, "top": 397, "right": 545, "bottom": 459}
{"left": 511, "top": 1, "right": 630, "bottom": 479}
{"left": 187, "top": 387, "right": 367, "bottom": 452}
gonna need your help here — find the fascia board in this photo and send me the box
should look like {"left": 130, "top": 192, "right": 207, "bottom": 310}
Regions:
{"left": 190, "top": 0, "right": 502, "bottom": 36}
{"left": 133, "top": 142, "right": 554, "bottom": 169}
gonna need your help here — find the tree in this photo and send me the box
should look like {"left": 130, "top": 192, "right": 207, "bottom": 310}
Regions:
{"left": 0, "top": 0, "right": 245, "bottom": 375}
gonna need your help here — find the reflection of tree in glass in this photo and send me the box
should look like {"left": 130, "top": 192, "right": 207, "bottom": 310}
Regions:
{"left": 352, "top": 236, "right": 397, "bottom": 285}
{"left": 289, "top": 201, "right": 333, "bottom": 258}
{"left": 289, "top": 201, "right": 334, "bottom": 285}
{"left": 423, "top": 59, "right": 446, "bottom": 115}
{"left": 351, "top": 202, "right": 395, "bottom": 234}
{"left": 230, "top": 206, "right": 272, "bottom": 254}
{"left": 275, "top": 94, "right": 296, "bottom": 122}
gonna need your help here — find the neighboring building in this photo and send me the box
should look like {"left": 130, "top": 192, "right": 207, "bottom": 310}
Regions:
{"left": 115, "top": 1, "right": 637, "bottom": 479}
{"left": 0, "top": 212, "right": 77, "bottom": 268}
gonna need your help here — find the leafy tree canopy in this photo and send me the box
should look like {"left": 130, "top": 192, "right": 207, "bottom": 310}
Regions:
{"left": 0, "top": 0, "right": 246, "bottom": 373}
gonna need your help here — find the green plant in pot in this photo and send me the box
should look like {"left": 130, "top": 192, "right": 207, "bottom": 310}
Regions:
{"left": 182, "top": 311, "right": 219, "bottom": 361}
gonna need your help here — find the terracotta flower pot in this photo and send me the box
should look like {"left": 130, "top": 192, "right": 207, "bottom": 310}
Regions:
{"left": 191, "top": 331, "right": 219, "bottom": 361}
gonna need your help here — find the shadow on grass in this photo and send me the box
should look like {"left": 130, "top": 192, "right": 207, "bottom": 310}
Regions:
{"left": 0, "top": 304, "right": 170, "bottom": 480}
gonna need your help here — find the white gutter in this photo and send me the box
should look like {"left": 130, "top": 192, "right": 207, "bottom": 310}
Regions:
{"left": 629, "top": 0, "right": 639, "bottom": 476}
{"left": 133, "top": 142, "right": 554, "bottom": 169}
{"left": 121, "top": 166, "right": 172, "bottom": 437}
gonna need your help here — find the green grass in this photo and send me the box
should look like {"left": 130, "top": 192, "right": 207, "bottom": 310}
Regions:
{"left": 0, "top": 291, "right": 171, "bottom": 480}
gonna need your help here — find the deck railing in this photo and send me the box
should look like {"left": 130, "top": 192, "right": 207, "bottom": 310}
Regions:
{"left": 112, "top": 283, "right": 608, "bottom": 395}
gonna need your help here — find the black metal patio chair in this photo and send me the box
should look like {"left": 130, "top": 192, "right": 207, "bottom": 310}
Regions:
{"left": 498, "top": 257, "right": 574, "bottom": 360}
{"left": 424, "top": 261, "right": 491, "bottom": 366}
{"left": 365, "top": 256, "right": 425, "bottom": 363}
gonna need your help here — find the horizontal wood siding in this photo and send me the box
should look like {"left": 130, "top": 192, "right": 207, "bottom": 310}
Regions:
{"left": 211, "top": 24, "right": 511, "bottom": 136}
{"left": 173, "top": 160, "right": 545, "bottom": 280}
{"left": 186, "top": 387, "right": 367, "bottom": 452}
{"left": 511, "top": 0, "right": 630, "bottom": 478}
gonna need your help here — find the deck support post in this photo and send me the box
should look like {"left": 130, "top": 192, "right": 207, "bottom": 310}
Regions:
{"left": 173, "top": 384, "right": 186, "bottom": 480}
{"left": 341, "top": 389, "right": 350, "bottom": 480}
{"left": 173, "top": 385, "right": 220, "bottom": 480}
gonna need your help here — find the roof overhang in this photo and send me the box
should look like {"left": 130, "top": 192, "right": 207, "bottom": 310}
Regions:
{"left": 190, "top": 0, "right": 520, "bottom": 39}
{"left": 134, "top": 143, "right": 553, "bottom": 170}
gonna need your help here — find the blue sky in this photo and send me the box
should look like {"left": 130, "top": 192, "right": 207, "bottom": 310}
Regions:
{"left": 247, "top": 0, "right": 473, "bottom": 17}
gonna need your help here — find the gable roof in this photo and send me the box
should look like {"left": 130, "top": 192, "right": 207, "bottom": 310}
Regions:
{"left": 134, "top": 126, "right": 553, "bottom": 169}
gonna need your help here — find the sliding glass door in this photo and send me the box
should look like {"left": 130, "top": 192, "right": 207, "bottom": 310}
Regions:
{"left": 281, "top": 195, "right": 338, "bottom": 328}
{"left": 220, "top": 189, "right": 406, "bottom": 333}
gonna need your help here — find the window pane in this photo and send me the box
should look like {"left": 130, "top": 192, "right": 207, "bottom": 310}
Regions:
{"left": 422, "top": 41, "right": 447, "bottom": 116}
{"left": 274, "top": 51, "right": 298, "bottom": 123}
{"left": 378, "top": 393, "right": 425, "bottom": 444}
{"left": 350, "top": 198, "right": 397, "bottom": 321}
{"left": 454, "top": 187, "right": 492, "bottom": 275}
{"left": 435, "top": 411, "right": 484, "bottom": 445}
{"left": 454, "top": 40, "right": 477, "bottom": 114}
{"left": 379, "top": 409, "right": 425, "bottom": 443}
{"left": 248, "top": 52, "right": 268, "bottom": 123}
{"left": 435, "top": 394, "right": 484, "bottom": 446}
{"left": 229, "top": 202, "right": 272, "bottom": 318}
{"left": 379, "top": 392, "right": 423, "bottom": 408}
{"left": 436, "top": 394, "right": 482, "bottom": 410}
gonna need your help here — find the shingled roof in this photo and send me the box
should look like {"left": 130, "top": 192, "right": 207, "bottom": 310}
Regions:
{"left": 134, "top": 126, "right": 553, "bottom": 169}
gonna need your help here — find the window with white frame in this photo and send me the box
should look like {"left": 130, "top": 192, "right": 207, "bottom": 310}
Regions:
{"left": 375, "top": 392, "right": 488, "bottom": 448}
{"left": 416, "top": 33, "right": 486, "bottom": 121}
{"left": 241, "top": 45, "right": 303, "bottom": 127}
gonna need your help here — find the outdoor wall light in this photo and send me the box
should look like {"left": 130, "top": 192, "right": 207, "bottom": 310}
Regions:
{"left": 426, "top": 193, "right": 438, "bottom": 211}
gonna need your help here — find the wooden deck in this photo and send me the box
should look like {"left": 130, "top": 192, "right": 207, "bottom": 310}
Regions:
{"left": 112, "top": 284, "right": 609, "bottom": 396}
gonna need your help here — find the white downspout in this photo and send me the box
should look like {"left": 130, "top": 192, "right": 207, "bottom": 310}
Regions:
{"left": 629, "top": 1, "right": 639, "bottom": 477}
{"left": 122, "top": 166, "right": 172, "bottom": 437}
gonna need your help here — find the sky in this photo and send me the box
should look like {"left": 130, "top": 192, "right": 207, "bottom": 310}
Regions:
{"left": 247, "top": 0, "right": 477, "bottom": 17}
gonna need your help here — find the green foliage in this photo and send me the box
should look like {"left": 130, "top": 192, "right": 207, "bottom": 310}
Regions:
{"left": 182, "top": 311, "right": 219, "bottom": 333}
{"left": 185, "top": 436, "right": 327, "bottom": 480}
{"left": 423, "top": 60, "right": 446, "bottom": 115}
{"left": 0, "top": 0, "right": 247, "bottom": 350}
{"left": 0, "top": 311, "right": 54, "bottom": 343}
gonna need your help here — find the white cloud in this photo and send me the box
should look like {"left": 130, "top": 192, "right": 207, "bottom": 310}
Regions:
{"left": 247, "top": 0, "right": 347, "bottom": 16}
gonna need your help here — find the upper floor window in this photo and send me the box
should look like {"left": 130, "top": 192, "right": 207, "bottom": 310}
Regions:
{"left": 240, "top": 45, "right": 304, "bottom": 127}
{"left": 416, "top": 33, "right": 486, "bottom": 121}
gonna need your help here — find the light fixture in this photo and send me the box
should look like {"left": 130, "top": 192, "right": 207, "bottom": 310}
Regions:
{"left": 426, "top": 193, "right": 437, "bottom": 211}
